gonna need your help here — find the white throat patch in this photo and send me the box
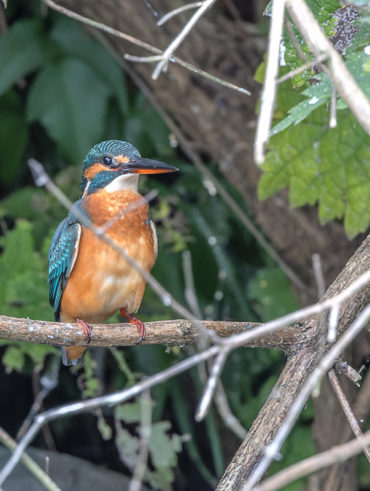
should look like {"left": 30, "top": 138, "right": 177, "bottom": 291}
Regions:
{"left": 104, "top": 173, "right": 139, "bottom": 193}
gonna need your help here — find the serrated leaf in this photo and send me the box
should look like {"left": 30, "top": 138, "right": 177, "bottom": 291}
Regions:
{"left": 260, "top": 108, "right": 370, "bottom": 237}
{"left": 272, "top": 52, "right": 370, "bottom": 136}
{"left": 26, "top": 58, "right": 112, "bottom": 163}
{"left": 0, "top": 19, "right": 48, "bottom": 95}
{"left": 0, "top": 91, "right": 28, "bottom": 187}
{"left": 50, "top": 18, "right": 129, "bottom": 115}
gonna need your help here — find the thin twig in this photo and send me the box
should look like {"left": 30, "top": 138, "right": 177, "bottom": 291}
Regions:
{"left": 152, "top": 0, "right": 218, "bottom": 80}
{"left": 328, "top": 370, "right": 370, "bottom": 462}
{"left": 214, "top": 383, "right": 248, "bottom": 440}
{"left": 284, "top": 18, "right": 307, "bottom": 63}
{"left": 334, "top": 359, "right": 362, "bottom": 386}
{"left": 277, "top": 54, "right": 328, "bottom": 83}
{"left": 0, "top": 345, "right": 220, "bottom": 486}
{"left": 182, "top": 248, "right": 246, "bottom": 435}
{"left": 17, "top": 359, "right": 60, "bottom": 441}
{"left": 0, "top": 427, "right": 61, "bottom": 491}
{"left": 254, "top": 0, "right": 286, "bottom": 165}
{"left": 157, "top": 2, "right": 203, "bottom": 26}
{"left": 286, "top": 0, "right": 370, "bottom": 135}
{"left": 129, "top": 390, "right": 152, "bottom": 491}
{"left": 195, "top": 348, "right": 230, "bottom": 421}
{"left": 255, "top": 430, "right": 370, "bottom": 491}
{"left": 328, "top": 302, "right": 340, "bottom": 343}
{"left": 43, "top": 0, "right": 250, "bottom": 95}
{"left": 329, "top": 87, "right": 337, "bottom": 128}
{"left": 312, "top": 253, "right": 326, "bottom": 299}
{"left": 242, "top": 304, "right": 370, "bottom": 490}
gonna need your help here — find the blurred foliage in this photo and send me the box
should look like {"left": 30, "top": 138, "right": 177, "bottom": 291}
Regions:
{"left": 0, "top": 2, "right": 342, "bottom": 489}
{"left": 258, "top": 0, "right": 370, "bottom": 237}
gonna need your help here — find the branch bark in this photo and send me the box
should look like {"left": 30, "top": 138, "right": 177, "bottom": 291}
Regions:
{"left": 217, "top": 234, "right": 370, "bottom": 489}
{"left": 0, "top": 316, "right": 302, "bottom": 352}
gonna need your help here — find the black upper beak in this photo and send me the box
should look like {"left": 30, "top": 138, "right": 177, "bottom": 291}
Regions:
{"left": 124, "top": 158, "right": 179, "bottom": 175}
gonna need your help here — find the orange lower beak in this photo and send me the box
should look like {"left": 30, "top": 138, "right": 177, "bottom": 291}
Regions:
{"left": 124, "top": 158, "right": 179, "bottom": 175}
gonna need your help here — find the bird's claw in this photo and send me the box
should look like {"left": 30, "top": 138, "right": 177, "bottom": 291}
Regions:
{"left": 77, "top": 318, "right": 92, "bottom": 344}
{"left": 120, "top": 308, "right": 146, "bottom": 344}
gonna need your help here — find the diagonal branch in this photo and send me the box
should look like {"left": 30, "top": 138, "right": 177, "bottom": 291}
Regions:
{"left": 151, "top": 0, "right": 218, "bottom": 79}
{"left": 328, "top": 370, "right": 370, "bottom": 462}
{"left": 255, "top": 430, "right": 370, "bottom": 491}
{"left": 286, "top": 0, "right": 370, "bottom": 134}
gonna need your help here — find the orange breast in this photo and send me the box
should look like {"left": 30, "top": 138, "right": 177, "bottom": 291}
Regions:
{"left": 60, "top": 189, "right": 157, "bottom": 323}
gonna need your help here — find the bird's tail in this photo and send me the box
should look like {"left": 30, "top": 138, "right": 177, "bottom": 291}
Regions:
{"left": 61, "top": 346, "right": 87, "bottom": 366}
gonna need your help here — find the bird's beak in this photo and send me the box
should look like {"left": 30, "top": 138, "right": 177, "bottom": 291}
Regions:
{"left": 124, "top": 158, "right": 179, "bottom": 175}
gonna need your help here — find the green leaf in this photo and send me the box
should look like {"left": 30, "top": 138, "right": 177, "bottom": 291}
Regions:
{"left": 272, "top": 51, "right": 370, "bottom": 136}
{"left": 259, "top": 108, "right": 370, "bottom": 237}
{"left": 0, "top": 19, "right": 48, "bottom": 95}
{"left": 149, "top": 421, "right": 182, "bottom": 470}
{"left": 0, "top": 220, "right": 50, "bottom": 320}
{"left": 27, "top": 58, "right": 112, "bottom": 163}
{"left": 0, "top": 91, "right": 29, "bottom": 188}
{"left": 50, "top": 18, "right": 129, "bottom": 115}
{"left": 2, "top": 346, "right": 25, "bottom": 373}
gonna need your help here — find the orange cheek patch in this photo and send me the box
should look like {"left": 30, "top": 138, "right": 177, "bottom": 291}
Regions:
{"left": 115, "top": 155, "right": 130, "bottom": 164}
{"left": 84, "top": 163, "right": 115, "bottom": 180}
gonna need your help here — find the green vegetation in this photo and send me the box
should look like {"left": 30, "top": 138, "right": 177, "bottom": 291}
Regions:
{"left": 0, "top": 0, "right": 368, "bottom": 488}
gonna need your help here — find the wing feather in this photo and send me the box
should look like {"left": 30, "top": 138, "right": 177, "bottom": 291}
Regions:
{"left": 48, "top": 216, "right": 81, "bottom": 321}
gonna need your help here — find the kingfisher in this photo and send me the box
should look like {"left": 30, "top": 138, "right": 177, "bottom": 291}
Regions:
{"left": 48, "top": 140, "right": 178, "bottom": 366}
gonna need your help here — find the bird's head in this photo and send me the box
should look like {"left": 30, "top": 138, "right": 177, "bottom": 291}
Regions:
{"left": 81, "top": 140, "right": 178, "bottom": 195}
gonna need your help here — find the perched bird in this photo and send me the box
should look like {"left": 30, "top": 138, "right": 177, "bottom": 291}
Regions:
{"left": 48, "top": 140, "right": 178, "bottom": 366}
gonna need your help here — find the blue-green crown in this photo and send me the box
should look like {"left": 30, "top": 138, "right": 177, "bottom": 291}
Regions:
{"left": 81, "top": 140, "right": 141, "bottom": 192}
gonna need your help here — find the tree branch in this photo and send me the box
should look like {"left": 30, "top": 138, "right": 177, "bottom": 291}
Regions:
{"left": 0, "top": 316, "right": 301, "bottom": 352}
{"left": 217, "top": 234, "right": 370, "bottom": 490}
{"left": 255, "top": 430, "right": 370, "bottom": 491}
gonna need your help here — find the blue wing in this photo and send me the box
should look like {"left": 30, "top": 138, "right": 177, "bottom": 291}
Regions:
{"left": 48, "top": 211, "right": 81, "bottom": 321}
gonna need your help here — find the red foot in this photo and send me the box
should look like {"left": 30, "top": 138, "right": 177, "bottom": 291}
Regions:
{"left": 77, "top": 319, "right": 92, "bottom": 343}
{"left": 120, "top": 308, "right": 146, "bottom": 344}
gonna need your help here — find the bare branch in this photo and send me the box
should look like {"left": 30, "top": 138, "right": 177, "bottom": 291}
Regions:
{"left": 43, "top": 0, "right": 250, "bottom": 95}
{"left": 254, "top": 0, "right": 286, "bottom": 164}
{"left": 328, "top": 370, "right": 370, "bottom": 462}
{"left": 0, "top": 427, "right": 61, "bottom": 491}
{"left": 129, "top": 391, "right": 152, "bottom": 491}
{"left": 214, "top": 383, "right": 248, "bottom": 440}
{"left": 255, "top": 430, "right": 370, "bottom": 491}
{"left": 286, "top": 0, "right": 370, "bottom": 134}
{"left": 157, "top": 2, "right": 203, "bottom": 26}
{"left": 334, "top": 359, "right": 362, "bottom": 386}
{"left": 243, "top": 304, "right": 370, "bottom": 490}
{"left": 195, "top": 348, "right": 230, "bottom": 421}
{"left": 277, "top": 54, "right": 328, "bottom": 83}
{"left": 0, "top": 345, "right": 220, "bottom": 486}
{"left": 151, "top": 0, "right": 218, "bottom": 80}
{"left": 329, "top": 87, "right": 337, "bottom": 128}
{"left": 312, "top": 253, "right": 326, "bottom": 299}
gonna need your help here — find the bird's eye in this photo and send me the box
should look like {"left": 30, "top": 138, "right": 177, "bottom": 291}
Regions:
{"left": 102, "top": 156, "right": 113, "bottom": 166}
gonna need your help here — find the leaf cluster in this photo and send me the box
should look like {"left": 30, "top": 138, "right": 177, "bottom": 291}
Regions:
{"left": 258, "top": 0, "right": 370, "bottom": 237}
